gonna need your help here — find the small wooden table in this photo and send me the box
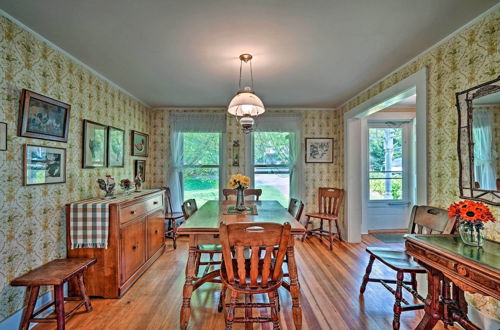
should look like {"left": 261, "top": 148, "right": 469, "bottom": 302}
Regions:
{"left": 405, "top": 235, "right": 500, "bottom": 330}
{"left": 177, "top": 200, "right": 306, "bottom": 330}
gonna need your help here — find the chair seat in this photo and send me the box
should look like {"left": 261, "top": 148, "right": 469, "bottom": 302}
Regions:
{"left": 197, "top": 244, "right": 222, "bottom": 252}
{"left": 306, "top": 213, "right": 338, "bottom": 221}
{"left": 366, "top": 247, "right": 426, "bottom": 272}
{"left": 165, "top": 212, "right": 184, "bottom": 220}
{"left": 220, "top": 259, "right": 282, "bottom": 293}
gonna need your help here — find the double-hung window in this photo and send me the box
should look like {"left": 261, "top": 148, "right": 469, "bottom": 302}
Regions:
{"left": 169, "top": 113, "right": 226, "bottom": 209}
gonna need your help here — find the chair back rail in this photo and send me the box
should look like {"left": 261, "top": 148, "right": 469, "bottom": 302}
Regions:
{"left": 408, "top": 205, "right": 456, "bottom": 235}
{"left": 219, "top": 222, "right": 291, "bottom": 287}
{"left": 318, "top": 187, "right": 344, "bottom": 216}
{"left": 182, "top": 199, "right": 198, "bottom": 220}
{"left": 222, "top": 188, "right": 263, "bottom": 201}
{"left": 288, "top": 198, "right": 304, "bottom": 221}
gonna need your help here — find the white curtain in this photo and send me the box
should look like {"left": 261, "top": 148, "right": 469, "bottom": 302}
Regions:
{"left": 472, "top": 109, "right": 497, "bottom": 190}
{"left": 254, "top": 114, "right": 303, "bottom": 201}
{"left": 169, "top": 113, "right": 226, "bottom": 211}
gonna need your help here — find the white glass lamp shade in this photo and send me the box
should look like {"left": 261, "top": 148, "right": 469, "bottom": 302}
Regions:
{"left": 227, "top": 89, "right": 265, "bottom": 117}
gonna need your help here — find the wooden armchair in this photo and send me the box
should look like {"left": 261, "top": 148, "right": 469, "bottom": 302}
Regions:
{"left": 287, "top": 198, "right": 304, "bottom": 221}
{"left": 219, "top": 222, "right": 291, "bottom": 329}
{"left": 359, "top": 205, "right": 457, "bottom": 329}
{"left": 222, "top": 188, "right": 263, "bottom": 201}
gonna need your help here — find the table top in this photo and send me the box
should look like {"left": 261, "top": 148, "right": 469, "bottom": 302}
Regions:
{"left": 177, "top": 200, "right": 305, "bottom": 235}
{"left": 405, "top": 234, "right": 499, "bottom": 271}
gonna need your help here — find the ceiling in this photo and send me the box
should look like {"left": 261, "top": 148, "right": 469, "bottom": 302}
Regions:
{"left": 0, "top": 1, "right": 497, "bottom": 108}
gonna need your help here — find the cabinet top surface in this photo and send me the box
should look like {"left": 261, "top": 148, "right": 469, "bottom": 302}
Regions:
{"left": 406, "top": 234, "right": 499, "bottom": 271}
{"left": 67, "top": 189, "right": 163, "bottom": 206}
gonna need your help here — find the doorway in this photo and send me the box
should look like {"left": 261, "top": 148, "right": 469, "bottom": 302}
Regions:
{"left": 343, "top": 69, "right": 427, "bottom": 242}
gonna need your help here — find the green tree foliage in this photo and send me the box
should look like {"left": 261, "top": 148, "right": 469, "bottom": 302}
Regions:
{"left": 254, "top": 132, "right": 290, "bottom": 165}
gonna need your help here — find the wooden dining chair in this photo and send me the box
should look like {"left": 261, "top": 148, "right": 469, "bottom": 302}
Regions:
{"left": 222, "top": 188, "right": 263, "bottom": 201}
{"left": 359, "top": 205, "right": 457, "bottom": 330}
{"left": 182, "top": 199, "right": 223, "bottom": 288}
{"left": 161, "top": 187, "right": 184, "bottom": 249}
{"left": 287, "top": 198, "right": 304, "bottom": 221}
{"left": 302, "top": 187, "right": 344, "bottom": 250}
{"left": 219, "top": 222, "right": 291, "bottom": 329}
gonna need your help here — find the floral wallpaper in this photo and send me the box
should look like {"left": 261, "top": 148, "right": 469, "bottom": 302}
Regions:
{"left": 149, "top": 109, "right": 337, "bottom": 216}
{"left": 336, "top": 8, "right": 499, "bottom": 319}
{"left": 0, "top": 15, "right": 151, "bottom": 321}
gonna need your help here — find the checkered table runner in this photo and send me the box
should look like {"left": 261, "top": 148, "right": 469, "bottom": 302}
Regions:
{"left": 69, "top": 195, "right": 133, "bottom": 249}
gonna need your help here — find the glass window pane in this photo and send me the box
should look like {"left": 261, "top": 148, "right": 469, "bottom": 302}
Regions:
{"left": 183, "top": 132, "right": 220, "bottom": 166}
{"left": 184, "top": 167, "right": 219, "bottom": 206}
{"left": 254, "top": 132, "right": 290, "bottom": 166}
{"left": 254, "top": 171, "right": 290, "bottom": 207}
{"left": 369, "top": 178, "right": 403, "bottom": 200}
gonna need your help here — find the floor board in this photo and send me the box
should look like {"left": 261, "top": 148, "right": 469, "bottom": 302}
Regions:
{"left": 34, "top": 235, "right": 456, "bottom": 329}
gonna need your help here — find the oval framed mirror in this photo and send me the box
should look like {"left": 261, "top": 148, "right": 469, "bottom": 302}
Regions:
{"left": 456, "top": 75, "right": 500, "bottom": 206}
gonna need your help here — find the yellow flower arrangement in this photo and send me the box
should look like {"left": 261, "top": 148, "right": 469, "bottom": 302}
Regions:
{"left": 228, "top": 174, "right": 251, "bottom": 189}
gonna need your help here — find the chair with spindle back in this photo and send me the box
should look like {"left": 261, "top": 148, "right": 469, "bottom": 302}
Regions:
{"left": 303, "top": 187, "right": 344, "bottom": 250}
{"left": 219, "top": 222, "right": 291, "bottom": 329}
{"left": 359, "top": 205, "right": 457, "bottom": 330}
{"left": 161, "top": 187, "right": 184, "bottom": 249}
{"left": 222, "top": 188, "right": 263, "bottom": 201}
{"left": 182, "top": 199, "right": 223, "bottom": 301}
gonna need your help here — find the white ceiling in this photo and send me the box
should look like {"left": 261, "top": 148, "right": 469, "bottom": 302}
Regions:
{"left": 0, "top": 0, "right": 497, "bottom": 108}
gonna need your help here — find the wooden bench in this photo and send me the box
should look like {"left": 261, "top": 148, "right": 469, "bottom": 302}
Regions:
{"left": 10, "top": 258, "right": 96, "bottom": 330}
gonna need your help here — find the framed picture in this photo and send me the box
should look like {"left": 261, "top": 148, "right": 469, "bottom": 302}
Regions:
{"left": 23, "top": 144, "right": 66, "bottom": 185}
{"left": 135, "top": 159, "right": 146, "bottom": 181}
{"left": 83, "top": 120, "right": 107, "bottom": 168}
{"left": 305, "top": 138, "right": 334, "bottom": 163}
{"left": 131, "top": 130, "right": 148, "bottom": 157}
{"left": 18, "top": 89, "right": 71, "bottom": 142}
{"left": 107, "top": 126, "right": 125, "bottom": 167}
{"left": 0, "top": 122, "right": 6, "bottom": 151}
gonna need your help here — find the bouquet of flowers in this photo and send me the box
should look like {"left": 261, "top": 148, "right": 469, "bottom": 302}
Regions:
{"left": 448, "top": 200, "right": 495, "bottom": 247}
{"left": 228, "top": 174, "right": 250, "bottom": 189}
{"left": 97, "top": 175, "right": 116, "bottom": 198}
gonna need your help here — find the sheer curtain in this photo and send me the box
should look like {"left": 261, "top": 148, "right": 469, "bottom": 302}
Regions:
{"left": 472, "top": 109, "right": 497, "bottom": 190}
{"left": 169, "top": 113, "right": 226, "bottom": 211}
{"left": 252, "top": 114, "right": 302, "bottom": 201}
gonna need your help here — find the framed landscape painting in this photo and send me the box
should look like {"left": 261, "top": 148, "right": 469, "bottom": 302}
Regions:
{"left": 83, "top": 120, "right": 107, "bottom": 168}
{"left": 135, "top": 159, "right": 146, "bottom": 182}
{"left": 305, "top": 138, "right": 333, "bottom": 163}
{"left": 18, "top": 89, "right": 71, "bottom": 142}
{"left": 23, "top": 144, "right": 66, "bottom": 185}
{"left": 108, "top": 126, "right": 125, "bottom": 167}
{"left": 0, "top": 122, "right": 6, "bottom": 151}
{"left": 131, "top": 130, "right": 148, "bottom": 157}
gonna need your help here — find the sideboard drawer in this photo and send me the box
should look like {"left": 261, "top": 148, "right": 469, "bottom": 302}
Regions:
{"left": 146, "top": 195, "right": 163, "bottom": 213}
{"left": 120, "top": 202, "right": 147, "bottom": 224}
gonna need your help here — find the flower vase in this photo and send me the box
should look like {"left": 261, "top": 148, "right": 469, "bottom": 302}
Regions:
{"left": 458, "top": 222, "right": 485, "bottom": 247}
{"left": 235, "top": 187, "right": 246, "bottom": 211}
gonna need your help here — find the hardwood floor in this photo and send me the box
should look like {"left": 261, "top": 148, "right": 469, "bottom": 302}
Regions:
{"left": 34, "top": 235, "right": 456, "bottom": 330}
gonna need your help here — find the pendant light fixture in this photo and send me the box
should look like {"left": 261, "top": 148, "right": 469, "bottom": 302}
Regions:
{"left": 227, "top": 54, "right": 265, "bottom": 133}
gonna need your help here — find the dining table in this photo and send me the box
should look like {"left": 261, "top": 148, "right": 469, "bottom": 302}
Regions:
{"left": 176, "top": 199, "right": 306, "bottom": 330}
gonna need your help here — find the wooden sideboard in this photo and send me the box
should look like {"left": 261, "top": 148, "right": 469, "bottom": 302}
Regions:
{"left": 66, "top": 190, "right": 165, "bottom": 298}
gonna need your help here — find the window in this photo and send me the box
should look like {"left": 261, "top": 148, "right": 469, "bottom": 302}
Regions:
{"left": 252, "top": 132, "right": 292, "bottom": 206}
{"left": 181, "top": 132, "right": 222, "bottom": 206}
{"left": 368, "top": 124, "right": 408, "bottom": 201}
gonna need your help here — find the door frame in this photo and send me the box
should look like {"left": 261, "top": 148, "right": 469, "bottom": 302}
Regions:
{"left": 343, "top": 68, "right": 427, "bottom": 243}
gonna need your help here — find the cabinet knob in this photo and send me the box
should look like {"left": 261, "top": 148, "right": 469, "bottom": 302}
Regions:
{"left": 153, "top": 201, "right": 159, "bottom": 205}
{"left": 155, "top": 229, "right": 159, "bottom": 234}
{"left": 132, "top": 243, "right": 139, "bottom": 250}
{"left": 130, "top": 210, "right": 136, "bottom": 215}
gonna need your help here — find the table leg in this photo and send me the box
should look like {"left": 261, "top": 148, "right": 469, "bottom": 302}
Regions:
{"left": 287, "top": 245, "right": 302, "bottom": 330}
{"left": 180, "top": 242, "right": 198, "bottom": 330}
{"left": 416, "top": 268, "right": 442, "bottom": 330}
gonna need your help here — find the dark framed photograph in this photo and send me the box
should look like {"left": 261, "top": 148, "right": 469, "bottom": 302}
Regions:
{"left": 131, "top": 130, "right": 149, "bottom": 157}
{"left": 18, "top": 89, "right": 71, "bottom": 142}
{"left": 107, "top": 126, "right": 125, "bottom": 167}
{"left": 0, "top": 122, "right": 6, "bottom": 151}
{"left": 305, "top": 138, "right": 334, "bottom": 163}
{"left": 23, "top": 144, "right": 66, "bottom": 185}
{"left": 83, "top": 120, "right": 107, "bottom": 168}
{"left": 134, "top": 159, "right": 146, "bottom": 181}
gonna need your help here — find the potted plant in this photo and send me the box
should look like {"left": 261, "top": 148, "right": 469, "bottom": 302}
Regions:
{"left": 448, "top": 200, "right": 495, "bottom": 247}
